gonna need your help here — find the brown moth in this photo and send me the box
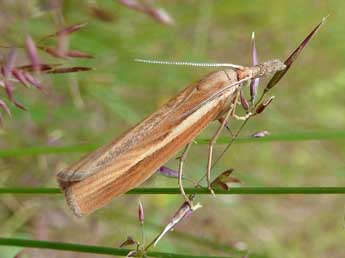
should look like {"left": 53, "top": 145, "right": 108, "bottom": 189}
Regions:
{"left": 56, "top": 59, "right": 285, "bottom": 216}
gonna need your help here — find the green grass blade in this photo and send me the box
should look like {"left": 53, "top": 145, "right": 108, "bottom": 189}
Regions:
{"left": 0, "top": 237, "right": 239, "bottom": 258}
{"left": 1, "top": 187, "right": 345, "bottom": 195}
{"left": 0, "top": 131, "right": 344, "bottom": 157}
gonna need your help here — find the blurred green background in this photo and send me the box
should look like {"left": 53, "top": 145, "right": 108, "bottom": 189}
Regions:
{"left": 0, "top": 1, "right": 344, "bottom": 258}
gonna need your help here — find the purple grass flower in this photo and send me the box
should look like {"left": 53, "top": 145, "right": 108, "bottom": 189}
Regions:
{"left": 138, "top": 200, "right": 144, "bottom": 224}
{"left": 250, "top": 32, "right": 259, "bottom": 103}
{"left": 157, "top": 166, "right": 179, "bottom": 178}
{"left": 240, "top": 90, "right": 249, "bottom": 111}
{"left": 25, "top": 35, "right": 40, "bottom": 71}
{"left": 251, "top": 130, "right": 270, "bottom": 138}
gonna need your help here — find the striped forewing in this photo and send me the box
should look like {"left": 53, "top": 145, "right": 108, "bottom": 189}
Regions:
{"left": 57, "top": 68, "right": 240, "bottom": 216}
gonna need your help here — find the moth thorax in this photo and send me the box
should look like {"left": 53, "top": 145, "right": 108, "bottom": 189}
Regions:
{"left": 254, "top": 59, "right": 286, "bottom": 78}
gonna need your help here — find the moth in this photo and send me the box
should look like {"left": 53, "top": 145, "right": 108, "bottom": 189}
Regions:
{"left": 56, "top": 58, "right": 285, "bottom": 216}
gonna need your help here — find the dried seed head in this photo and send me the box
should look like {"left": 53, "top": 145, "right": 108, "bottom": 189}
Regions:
{"left": 265, "top": 16, "right": 327, "bottom": 91}
{"left": 153, "top": 201, "right": 202, "bottom": 246}
{"left": 255, "top": 96, "right": 275, "bottom": 114}
{"left": 119, "top": 236, "right": 136, "bottom": 248}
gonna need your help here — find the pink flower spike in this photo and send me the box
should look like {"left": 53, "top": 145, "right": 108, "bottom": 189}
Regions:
{"left": 25, "top": 35, "right": 40, "bottom": 71}
{"left": 118, "top": 0, "right": 145, "bottom": 12}
{"left": 240, "top": 90, "right": 249, "bottom": 111}
{"left": 12, "top": 69, "right": 29, "bottom": 87}
{"left": 149, "top": 8, "right": 175, "bottom": 26}
{"left": 23, "top": 72, "right": 43, "bottom": 90}
{"left": 56, "top": 22, "right": 88, "bottom": 36}
{"left": 0, "top": 100, "right": 11, "bottom": 117}
{"left": 40, "top": 47, "right": 66, "bottom": 58}
{"left": 13, "top": 99, "right": 27, "bottom": 111}
{"left": 4, "top": 80, "right": 14, "bottom": 101}
{"left": 4, "top": 48, "right": 17, "bottom": 78}
{"left": 66, "top": 49, "right": 94, "bottom": 58}
{"left": 138, "top": 200, "right": 144, "bottom": 224}
{"left": 250, "top": 32, "right": 260, "bottom": 102}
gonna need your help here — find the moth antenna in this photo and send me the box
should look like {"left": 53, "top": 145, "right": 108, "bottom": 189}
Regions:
{"left": 134, "top": 58, "right": 244, "bottom": 69}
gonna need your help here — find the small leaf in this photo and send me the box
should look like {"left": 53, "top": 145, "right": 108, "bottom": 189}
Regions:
{"left": 211, "top": 169, "right": 241, "bottom": 190}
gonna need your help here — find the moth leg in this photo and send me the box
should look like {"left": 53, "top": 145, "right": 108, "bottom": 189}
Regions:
{"left": 178, "top": 142, "right": 193, "bottom": 207}
{"left": 231, "top": 91, "right": 252, "bottom": 120}
{"left": 206, "top": 102, "right": 235, "bottom": 195}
